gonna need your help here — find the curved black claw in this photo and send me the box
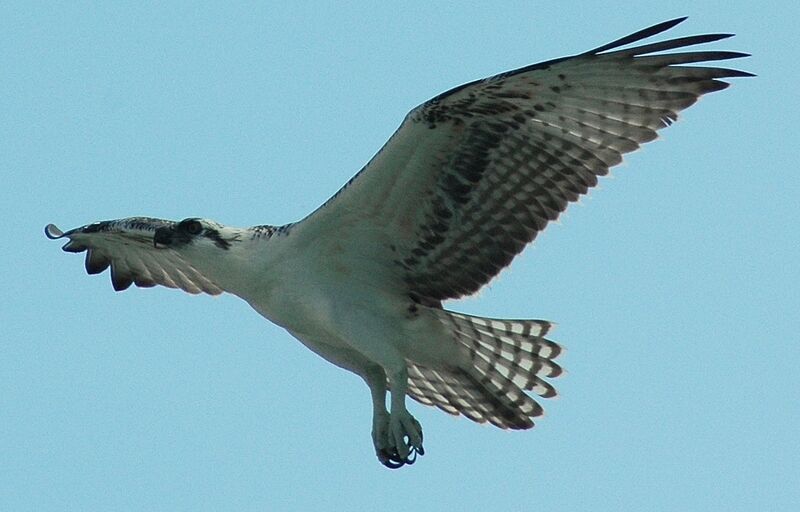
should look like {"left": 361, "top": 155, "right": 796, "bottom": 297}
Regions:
{"left": 378, "top": 449, "right": 406, "bottom": 469}
{"left": 375, "top": 416, "right": 425, "bottom": 468}
{"left": 378, "top": 446, "right": 422, "bottom": 469}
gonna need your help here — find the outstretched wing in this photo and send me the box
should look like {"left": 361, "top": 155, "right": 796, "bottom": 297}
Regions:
{"left": 45, "top": 217, "right": 224, "bottom": 295}
{"left": 291, "top": 17, "right": 751, "bottom": 305}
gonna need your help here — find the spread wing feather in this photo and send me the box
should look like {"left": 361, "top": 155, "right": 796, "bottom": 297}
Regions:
{"left": 292, "top": 17, "right": 751, "bottom": 304}
{"left": 45, "top": 218, "right": 224, "bottom": 295}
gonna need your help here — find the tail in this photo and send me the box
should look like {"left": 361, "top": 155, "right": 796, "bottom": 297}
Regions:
{"left": 406, "top": 309, "right": 563, "bottom": 429}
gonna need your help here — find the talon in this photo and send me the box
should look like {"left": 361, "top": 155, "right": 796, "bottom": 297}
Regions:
{"left": 374, "top": 411, "right": 425, "bottom": 468}
{"left": 412, "top": 418, "right": 424, "bottom": 453}
{"left": 382, "top": 459, "right": 405, "bottom": 469}
{"left": 378, "top": 447, "right": 422, "bottom": 469}
{"left": 379, "top": 448, "right": 407, "bottom": 469}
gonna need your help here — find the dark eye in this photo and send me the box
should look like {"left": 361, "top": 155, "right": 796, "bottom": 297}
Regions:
{"left": 181, "top": 219, "right": 203, "bottom": 235}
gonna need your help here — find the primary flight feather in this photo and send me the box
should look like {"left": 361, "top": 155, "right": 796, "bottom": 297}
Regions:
{"left": 46, "top": 17, "right": 750, "bottom": 468}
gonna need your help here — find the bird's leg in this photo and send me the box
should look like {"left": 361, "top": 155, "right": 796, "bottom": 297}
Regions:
{"left": 286, "top": 334, "right": 397, "bottom": 466}
{"left": 299, "top": 305, "right": 425, "bottom": 467}
{"left": 382, "top": 366, "right": 424, "bottom": 467}
{"left": 363, "top": 364, "right": 423, "bottom": 469}
{"left": 362, "top": 365, "right": 392, "bottom": 466}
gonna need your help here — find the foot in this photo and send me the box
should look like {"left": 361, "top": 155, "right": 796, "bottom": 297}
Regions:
{"left": 374, "top": 410, "right": 424, "bottom": 469}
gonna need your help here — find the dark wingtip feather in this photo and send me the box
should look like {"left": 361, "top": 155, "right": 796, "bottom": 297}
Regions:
{"left": 703, "top": 80, "right": 732, "bottom": 93}
{"left": 111, "top": 266, "right": 133, "bottom": 291}
{"left": 84, "top": 249, "right": 111, "bottom": 275}
{"left": 705, "top": 51, "right": 751, "bottom": 61}
{"left": 695, "top": 33, "right": 735, "bottom": 43}
{"left": 616, "top": 34, "right": 742, "bottom": 58}
{"left": 587, "top": 17, "right": 689, "bottom": 54}
{"left": 112, "top": 276, "right": 133, "bottom": 292}
{"left": 62, "top": 241, "right": 87, "bottom": 253}
{"left": 46, "top": 224, "right": 89, "bottom": 252}
{"left": 44, "top": 224, "right": 87, "bottom": 252}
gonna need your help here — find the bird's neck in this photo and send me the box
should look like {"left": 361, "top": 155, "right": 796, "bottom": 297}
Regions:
{"left": 187, "top": 226, "right": 282, "bottom": 298}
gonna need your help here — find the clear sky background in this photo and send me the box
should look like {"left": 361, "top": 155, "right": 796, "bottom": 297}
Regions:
{"left": 2, "top": 2, "right": 798, "bottom": 511}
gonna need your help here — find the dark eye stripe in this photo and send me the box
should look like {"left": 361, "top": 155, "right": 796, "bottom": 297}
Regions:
{"left": 178, "top": 219, "right": 203, "bottom": 235}
{"left": 186, "top": 221, "right": 202, "bottom": 235}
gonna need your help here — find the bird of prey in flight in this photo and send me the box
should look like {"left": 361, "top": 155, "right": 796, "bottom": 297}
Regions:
{"left": 46, "top": 18, "right": 750, "bottom": 468}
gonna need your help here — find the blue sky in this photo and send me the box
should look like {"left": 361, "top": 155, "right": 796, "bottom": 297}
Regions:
{"left": 2, "top": 2, "right": 798, "bottom": 511}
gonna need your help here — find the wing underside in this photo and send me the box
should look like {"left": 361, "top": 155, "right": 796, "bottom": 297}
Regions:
{"left": 46, "top": 218, "right": 224, "bottom": 295}
{"left": 291, "top": 18, "right": 751, "bottom": 305}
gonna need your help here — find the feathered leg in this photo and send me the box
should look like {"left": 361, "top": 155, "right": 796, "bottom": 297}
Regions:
{"left": 317, "top": 300, "right": 427, "bottom": 468}
{"left": 383, "top": 365, "right": 425, "bottom": 467}
{"left": 290, "top": 333, "right": 425, "bottom": 467}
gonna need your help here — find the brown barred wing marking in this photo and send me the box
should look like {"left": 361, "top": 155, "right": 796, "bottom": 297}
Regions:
{"left": 395, "top": 19, "right": 751, "bottom": 302}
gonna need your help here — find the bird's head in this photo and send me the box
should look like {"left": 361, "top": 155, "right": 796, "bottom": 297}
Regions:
{"left": 153, "top": 217, "right": 242, "bottom": 252}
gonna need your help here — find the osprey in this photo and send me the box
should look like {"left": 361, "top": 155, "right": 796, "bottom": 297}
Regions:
{"left": 46, "top": 18, "right": 750, "bottom": 468}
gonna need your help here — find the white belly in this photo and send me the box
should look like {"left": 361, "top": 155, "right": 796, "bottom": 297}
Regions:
{"left": 223, "top": 231, "right": 467, "bottom": 370}
{"left": 244, "top": 263, "right": 465, "bottom": 369}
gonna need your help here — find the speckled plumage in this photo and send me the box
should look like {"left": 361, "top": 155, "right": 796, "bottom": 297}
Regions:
{"left": 46, "top": 18, "right": 750, "bottom": 468}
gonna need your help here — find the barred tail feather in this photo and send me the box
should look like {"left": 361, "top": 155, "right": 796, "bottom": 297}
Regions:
{"left": 406, "top": 309, "right": 563, "bottom": 429}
